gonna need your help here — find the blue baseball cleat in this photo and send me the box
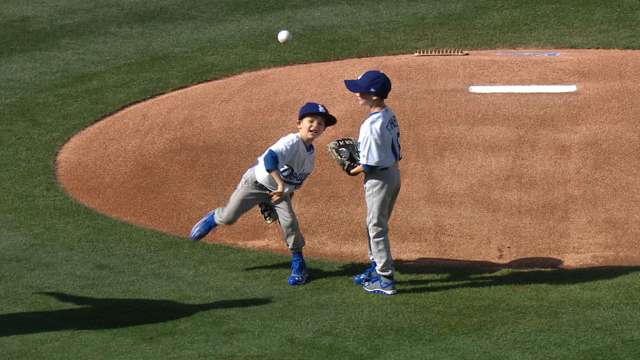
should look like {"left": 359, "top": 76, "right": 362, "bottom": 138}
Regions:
{"left": 353, "top": 261, "right": 377, "bottom": 285}
{"left": 189, "top": 211, "right": 217, "bottom": 241}
{"left": 288, "top": 252, "right": 308, "bottom": 286}
{"left": 363, "top": 274, "right": 397, "bottom": 295}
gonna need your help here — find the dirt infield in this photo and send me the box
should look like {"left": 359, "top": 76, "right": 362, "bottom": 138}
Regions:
{"left": 56, "top": 49, "right": 640, "bottom": 267}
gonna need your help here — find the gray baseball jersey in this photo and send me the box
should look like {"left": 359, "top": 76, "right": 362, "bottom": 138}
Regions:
{"left": 254, "top": 133, "right": 315, "bottom": 193}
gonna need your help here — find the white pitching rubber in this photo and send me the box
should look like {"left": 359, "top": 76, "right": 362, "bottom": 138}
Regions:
{"left": 468, "top": 85, "right": 577, "bottom": 93}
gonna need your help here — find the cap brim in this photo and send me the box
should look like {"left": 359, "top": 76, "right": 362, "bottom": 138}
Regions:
{"left": 344, "top": 79, "right": 365, "bottom": 94}
{"left": 318, "top": 113, "right": 337, "bottom": 127}
{"left": 300, "top": 112, "right": 337, "bottom": 127}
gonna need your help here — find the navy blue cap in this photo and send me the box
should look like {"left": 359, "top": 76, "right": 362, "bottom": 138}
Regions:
{"left": 344, "top": 70, "right": 392, "bottom": 99}
{"left": 298, "top": 102, "right": 337, "bottom": 127}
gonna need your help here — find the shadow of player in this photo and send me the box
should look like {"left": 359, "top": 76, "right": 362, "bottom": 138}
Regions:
{"left": 0, "top": 292, "right": 271, "bottom": 337}
{"left": 245, "top": 257, "right": 566, "bottom": 282}
{"left": 244, "top": 261, "right": 364, "bottom": 284}
{"left": 396, "top": 257, "right": 564, "bottom": 278}
{"left": 394, "top": 257, "right": 640, "bottom": 294}
{"left": 245, "top": 257, "right": 639, "bottom": 295}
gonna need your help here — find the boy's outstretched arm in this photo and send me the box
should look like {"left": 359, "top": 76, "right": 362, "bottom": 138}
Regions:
{"left": 268, "top": 170, "right": 286, "bottom": 203}
{"left": 263, "top": 149, "right": 286, "bottom": 203}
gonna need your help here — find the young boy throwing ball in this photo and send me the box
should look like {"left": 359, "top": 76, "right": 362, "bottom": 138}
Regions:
{"left": 344, "top": 70, "right": 401, "bottom": 295}
{"left": 189, "top": 102, "right": 337, "bottom": 286}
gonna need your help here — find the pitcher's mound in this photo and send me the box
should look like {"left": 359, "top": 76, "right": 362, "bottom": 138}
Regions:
{"left": 56, "top": 49, "right": 640, "bottom": 267}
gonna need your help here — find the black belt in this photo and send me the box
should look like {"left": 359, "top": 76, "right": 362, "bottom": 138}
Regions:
{"left": 253, "top": 181, "right": 271, "bottom": 192}
{"left": 371, "top": 166, "right": 389, "bottom": 172}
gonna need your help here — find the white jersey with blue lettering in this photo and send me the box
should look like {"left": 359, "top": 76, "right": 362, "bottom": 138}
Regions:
{"left": 254, "top": 133, "right": 315, "bottom": 193}
{"left": 358, "top": 107, "right": 401, "bottom": 168}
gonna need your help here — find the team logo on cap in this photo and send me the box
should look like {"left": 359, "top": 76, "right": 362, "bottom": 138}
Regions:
{"left": 318, "top": 104, "right": 326, "bottom": 113}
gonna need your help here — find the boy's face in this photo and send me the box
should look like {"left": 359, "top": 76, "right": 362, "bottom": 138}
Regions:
{"left": 298, "top": 115, "right": 326, "bottom": 143}
{"left": 355, "top": 92, "right": 378, "bottom": 107}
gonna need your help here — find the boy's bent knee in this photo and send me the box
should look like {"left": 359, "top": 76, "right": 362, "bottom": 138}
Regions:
{"left": 214, "top": 209, "right": 238, "bottom": 225}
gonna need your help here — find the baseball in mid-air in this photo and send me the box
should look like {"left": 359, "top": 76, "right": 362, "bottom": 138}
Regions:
{"left": 277, "top": 30, "right": 292, "bottom": 44}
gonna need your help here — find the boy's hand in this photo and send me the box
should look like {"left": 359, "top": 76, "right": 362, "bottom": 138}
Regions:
{"left": 344, "top": 162, "right": 360, "bottom": 176}
{"left": 345, "top": 163, "right": 364, "bottom": 176}
{"left": 269, "top": 187, "right": 285, "bottom": 204}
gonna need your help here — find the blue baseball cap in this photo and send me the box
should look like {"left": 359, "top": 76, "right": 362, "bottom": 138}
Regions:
{"left": 298, "top": 102, "right": 337, "bottom": 127}
{"left": 344, "top": 70, "right": 392, "bottom": 99}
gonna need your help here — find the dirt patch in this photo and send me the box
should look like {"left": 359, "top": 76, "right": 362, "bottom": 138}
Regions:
{"left": 56, "top": 49, "right": 640, "bottom": 267}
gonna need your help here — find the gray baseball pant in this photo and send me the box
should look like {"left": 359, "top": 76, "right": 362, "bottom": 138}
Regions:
{"left": 364, "top": 164, "right": 401, "bottom": 277}
{"left": 213, "top": 168, "right": 305, "bottom": 252}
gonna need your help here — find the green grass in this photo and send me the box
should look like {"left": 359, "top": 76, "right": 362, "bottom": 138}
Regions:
{"left": 2, "top": 0, "right": 640, "bottom": 358}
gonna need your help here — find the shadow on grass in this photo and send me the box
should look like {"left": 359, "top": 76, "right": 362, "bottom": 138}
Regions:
{"left": 0, "top": 292, "right": 271, "bottom": 337}
{"left": 245, "top": 257, "right": 640, "bottom": 294}
{"left": 244, "top": 262, "right": 365, "bottom": 284}
{"left": 396, "top": 257, "right": 564, "bottom": 278}
{"left": 245, "top": 257, "right": 566, "bottom": 282}
{"left": 395, "top": 257, "right": 640, "bottom": 294}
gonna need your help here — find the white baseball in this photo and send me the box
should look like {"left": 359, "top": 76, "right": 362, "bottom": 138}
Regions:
{"left": 277, "top": 30, "right": 292, "bottom": 44}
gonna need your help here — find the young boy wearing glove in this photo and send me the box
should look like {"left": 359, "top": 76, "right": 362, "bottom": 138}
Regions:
{"left": 344, "top": 70, "right": 402, "bottom": 295}
{"left": 189, "top": 102, "right": 337, "bottom": 286}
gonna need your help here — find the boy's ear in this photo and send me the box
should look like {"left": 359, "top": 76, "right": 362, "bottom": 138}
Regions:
{"left": 372, "top": 95, "right": 386, "bottom": 103}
